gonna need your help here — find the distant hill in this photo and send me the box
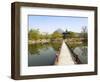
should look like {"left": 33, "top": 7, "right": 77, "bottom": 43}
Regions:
{"left": 54, "top": 28, "right": 64, "bottom": 34}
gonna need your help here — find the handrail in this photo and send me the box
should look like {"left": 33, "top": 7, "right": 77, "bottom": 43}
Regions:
{"left": 65, "top": 42, "right": 82, "bottom": 64}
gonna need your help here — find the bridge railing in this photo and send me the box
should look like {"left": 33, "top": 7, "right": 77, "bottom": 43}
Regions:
{"left": 65, "top": 42, "right": 82, "bottom": 64}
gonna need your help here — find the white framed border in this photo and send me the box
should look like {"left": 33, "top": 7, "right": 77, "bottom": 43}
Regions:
{"left": 20, "top": 6, "right": 95, "bottom": 75}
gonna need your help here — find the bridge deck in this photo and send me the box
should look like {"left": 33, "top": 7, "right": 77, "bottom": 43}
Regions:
{"left": 55, "top": 41, "right": 76, "bottom": 65}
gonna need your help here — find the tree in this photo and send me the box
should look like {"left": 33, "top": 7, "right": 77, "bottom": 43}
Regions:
{"left": 81, "top": 26, "right": 88, "bottom": 45}
{"left": 65, "top": 29, "right": 68, "bottom": 33}
{"left": 51, "top": 32, "right": 63, "bottom": 39}
{"left": 44, "top": 33, "right": 50, "bottom": 39}
{"left": 28, "top": 29, "right": 40, "bottom": 40}
{"left": 39, "top": 34, "right": 44, "bottom": 40}
{"left": 67, "top": 31, "right": 77, "bottom": 38}
{"left": 81, "top": 26, "right": 87, "bottom": 38}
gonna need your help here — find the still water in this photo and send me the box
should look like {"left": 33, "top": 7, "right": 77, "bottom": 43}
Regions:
{"left": 28, "top": 42, "right": 62, "bottom": 66}
{"left": 73, "top": 46, "right": 88, "bottom": 64}
{"left": 28, "top": 42, "right": 88, "bottom": 66}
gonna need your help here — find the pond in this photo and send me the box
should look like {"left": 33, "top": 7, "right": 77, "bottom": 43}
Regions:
{"left": 73, "top": 46, "right": 88, "bottom": 64}
{"left": 28, "top": 42, "right": 62, "bottom": 66}
{"left": 65, "top": 42, "right": 88, "bottom": 64}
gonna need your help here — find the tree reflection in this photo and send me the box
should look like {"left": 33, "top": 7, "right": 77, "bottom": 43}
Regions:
{"left": 28, "top": 42, "right": 62, "bottom": 55}
{"left": 51, "top": 42, "right": 62, "bottom": 51}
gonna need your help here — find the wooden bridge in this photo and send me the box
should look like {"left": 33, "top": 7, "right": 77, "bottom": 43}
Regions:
{"left": 55, "top": 41, "right": 81, "bottom": 65}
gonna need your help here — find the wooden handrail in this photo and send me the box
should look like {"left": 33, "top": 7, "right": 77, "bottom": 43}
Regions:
{"left": 65, "top": 42, "right": 82, "bottom": 64}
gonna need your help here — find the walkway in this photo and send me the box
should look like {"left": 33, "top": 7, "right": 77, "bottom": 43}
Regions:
{"left": 55, "top": 41, "right": 76, "bottom": 65}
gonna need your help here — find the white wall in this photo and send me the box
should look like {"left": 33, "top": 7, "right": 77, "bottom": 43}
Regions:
{"left": 0, "top": 0, "right": 100, "bottom": 82}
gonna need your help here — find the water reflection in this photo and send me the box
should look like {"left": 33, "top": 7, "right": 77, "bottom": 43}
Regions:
{"left": 73, "top": 46, "right": 88, "bottom": 64}
{"left": 28, "top": 42, "right": 62, "bottom": 66}
{"left": 65, "top": 42, "right": 88, "bottom": 64}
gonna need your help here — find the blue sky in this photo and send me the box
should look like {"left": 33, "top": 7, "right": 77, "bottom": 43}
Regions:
{"left": 28, "top": 15, "right": 88, "bottom": 34}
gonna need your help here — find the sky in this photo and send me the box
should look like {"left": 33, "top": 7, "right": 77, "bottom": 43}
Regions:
{"left": 28, "top": 15, "right": 88, "bottom": 34}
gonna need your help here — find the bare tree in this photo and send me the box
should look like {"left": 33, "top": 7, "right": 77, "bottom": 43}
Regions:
{"left": 81, "top": 26, "right": 88, "bottom": 46}
{"left": 81, "top": 26, "right": 88, "bottom": 38}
